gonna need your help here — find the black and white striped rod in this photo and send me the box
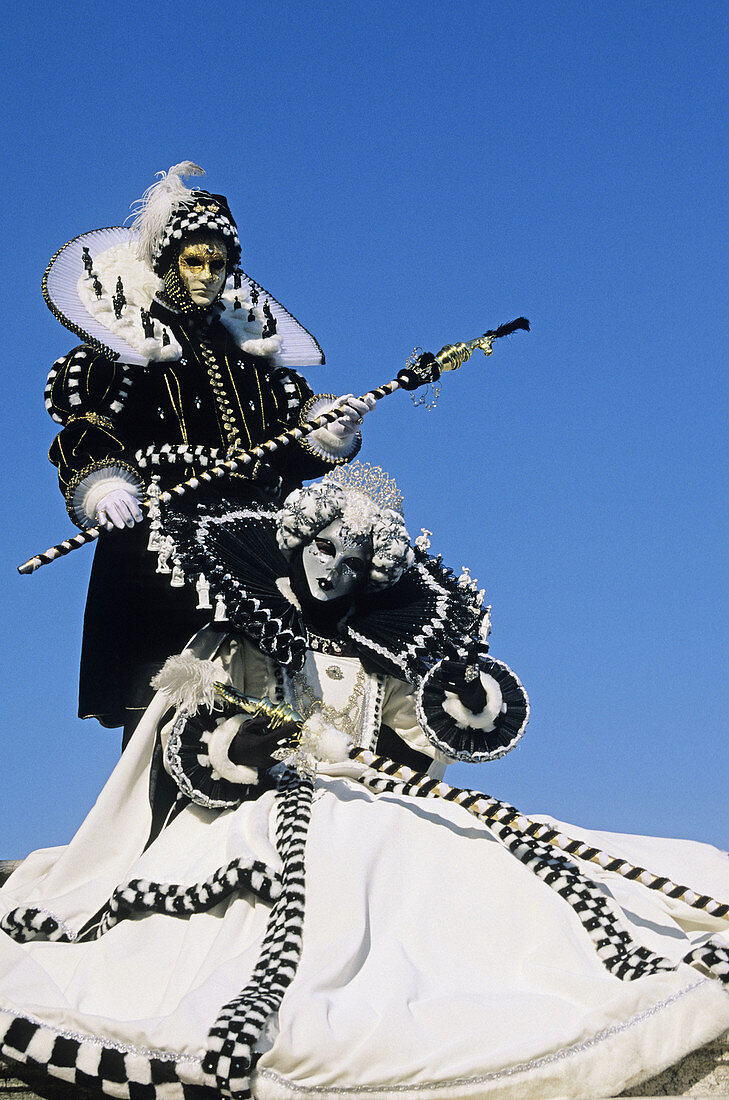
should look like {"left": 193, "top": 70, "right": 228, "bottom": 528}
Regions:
{"left": 18, "top": 320, "right": 528, "bottom": 574}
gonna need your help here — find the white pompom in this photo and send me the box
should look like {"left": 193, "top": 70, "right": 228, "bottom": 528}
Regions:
{"left": 299, "top": 713, "right": 352, "bottom": 763}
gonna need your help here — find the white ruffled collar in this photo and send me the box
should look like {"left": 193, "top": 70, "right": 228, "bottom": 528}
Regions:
{"left": 44, "top": 225, "right": 325, "bottom": 369}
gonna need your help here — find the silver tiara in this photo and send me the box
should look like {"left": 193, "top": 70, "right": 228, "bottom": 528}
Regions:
{"left": 323, "top": 461, "right": 404, "bottom": 515}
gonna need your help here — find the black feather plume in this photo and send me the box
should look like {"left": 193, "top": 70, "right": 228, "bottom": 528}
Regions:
{"left": 483, "top": 317, "right": 530, "bottom": 339}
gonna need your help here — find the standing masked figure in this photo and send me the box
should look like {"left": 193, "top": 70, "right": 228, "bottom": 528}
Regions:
{"left": 1, "top": 464, "right": 728, "bottom": 1100}
{"left": 43, "top": 162, "right": 375, "bottom": 740}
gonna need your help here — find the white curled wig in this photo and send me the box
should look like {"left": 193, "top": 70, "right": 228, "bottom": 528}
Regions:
{"left": 276, "top": 482, "right": 414, "bottom": 591}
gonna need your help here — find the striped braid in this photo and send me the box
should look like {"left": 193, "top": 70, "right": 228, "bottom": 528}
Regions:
{"left": 350, "top": 751, "right": 673, "bottom": 982}
{"left": 203, "top": 768, "right": 313, "bottom": 1098}
{"left": 92, "top": 858, "right": 281, "bottom": 939}
{"left": 44, "top": 357, "right": 67, "bottom": 423}
{"left": 352, "top": 750, "right": 729, "bottom": 920}
{"left": 683, "top": 941, "right": 729, "bottom": 985}
{"left": 1, "top": 857, "right": 282, "bottom": 946}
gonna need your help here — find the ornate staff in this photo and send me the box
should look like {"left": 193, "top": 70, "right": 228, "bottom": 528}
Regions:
{"left": 18, "top": 319, "right": 529, "bottom": 574}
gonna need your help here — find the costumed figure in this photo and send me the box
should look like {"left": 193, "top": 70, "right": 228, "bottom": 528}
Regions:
{"left": 1, "top": 463, "right": 728, "bottom": 1100}
{"left": 43, "top": 162, "right": 375, "bottom": 740}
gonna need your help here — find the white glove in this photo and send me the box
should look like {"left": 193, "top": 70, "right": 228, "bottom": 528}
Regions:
{"left": 96, "top": 488, "right": 144, "bottom": 531}
{"left": 327, "top": 393, "right": 377, "bottom": 438}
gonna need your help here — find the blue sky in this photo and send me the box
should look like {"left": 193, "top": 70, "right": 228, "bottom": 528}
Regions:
{"left": 2, "top": 0, "right": 728, "bottom": 855}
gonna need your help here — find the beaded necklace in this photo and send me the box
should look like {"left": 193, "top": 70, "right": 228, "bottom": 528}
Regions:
{"left": 290, "top": 661, "right": 366, "bottom": 744}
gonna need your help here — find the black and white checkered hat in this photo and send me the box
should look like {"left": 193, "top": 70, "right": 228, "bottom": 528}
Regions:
{"left": 130, "top": 164, "right": 243, "bottom": 277}
{"left": 153, "top": 190, "right": 242, "bottom": 276}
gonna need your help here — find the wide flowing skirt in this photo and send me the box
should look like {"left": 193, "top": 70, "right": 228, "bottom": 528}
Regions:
{"left": 1, "top": 702, "right": 728, "bottom": 1099}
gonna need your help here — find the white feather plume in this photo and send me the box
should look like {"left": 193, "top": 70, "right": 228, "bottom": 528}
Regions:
{"left": 151, "top": 653, "right": 219, "bottom": 713}
{"left": 130, "top": 162, "right": 206, "bottom": 268}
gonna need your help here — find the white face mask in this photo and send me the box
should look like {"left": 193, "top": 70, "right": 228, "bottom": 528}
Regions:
{"left": 302, "top": 520, "right": 371, "bottom": 602}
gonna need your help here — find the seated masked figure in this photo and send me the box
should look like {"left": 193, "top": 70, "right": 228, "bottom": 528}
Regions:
{"left": 151, "top": 460, "right": 523, "bottom": 810}
{"left": 1, "top": 466, "right": 728, "bottom": 1100}
{"left": 43, "top": 161, "right": 375, "bottom": 739}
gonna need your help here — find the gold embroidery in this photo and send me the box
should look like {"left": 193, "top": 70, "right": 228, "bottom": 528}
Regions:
{"left": 164, "top": 368, "right": 188, "bottom": 446}
{"left": 67, "top": 411, "right": 114, "bottom": 432}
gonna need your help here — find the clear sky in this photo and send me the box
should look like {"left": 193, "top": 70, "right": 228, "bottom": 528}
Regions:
{"left": 2, "top": 0, "right": 728, "bottom": 856}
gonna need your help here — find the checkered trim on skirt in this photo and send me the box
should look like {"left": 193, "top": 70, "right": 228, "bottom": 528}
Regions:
{"left": 350, "top": 751, "right": 718, "bottom": 985}
{"left": 1, "top": 857, "right": 281, "bottom": 945}
{"left": 0, "top": 771, "right": 311, "bottom": 1098}
{"left": 0, "top": 1010, "right": 208, "bottom": 1098}
{"left": 202, "top": 767, "right": 313, "bottom": 1098}
{"left": 683, "top": 941, "right": 729, "bottom": 985}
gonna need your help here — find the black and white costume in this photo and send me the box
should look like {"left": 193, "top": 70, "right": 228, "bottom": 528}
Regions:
{"left": 43, "top": 174, "right": 359, "bottom": 731}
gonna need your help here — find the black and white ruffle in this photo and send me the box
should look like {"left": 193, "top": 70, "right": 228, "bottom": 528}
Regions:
{"left": 343, "top": 547, "right": 489, "bottom": 685}
{"left": 160, "top": 501, "right": 310, "bottom": 670}
{"left": 164, "top": 707, "right": 275, "bottom": 810}
{"left": 159, "top": 501, "right": 504, "bottom": 694}
{"left": 416, "top": 651, "right": 529, "bottom": 761}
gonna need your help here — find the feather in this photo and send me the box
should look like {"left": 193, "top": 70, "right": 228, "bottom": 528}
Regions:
{"left": 130, "top": 162, "right": 206, "bottom": 268}
{"left": 484, "top": 317, "right": 530, "bottom": 339}
{"left": 151, "top": 653, "right": 219, "bottom": 713}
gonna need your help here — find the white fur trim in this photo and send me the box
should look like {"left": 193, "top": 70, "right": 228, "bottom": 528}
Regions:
{"left": 441, "top": 673, "right": 505, "bottom": 732}
{"left": 73, "top": 465, "right": 143, "bottom": 527}
{"left": 218, "top": 288, "right": 284, "bottom": 360}
{"left": 299, "top": 712, "right": 352, "bottom": 764}
{"left": 76, "top": 242, "right": 183, "bottom": 362}
{"left": 205, "top": 715, "right": 259, "bottom": 785}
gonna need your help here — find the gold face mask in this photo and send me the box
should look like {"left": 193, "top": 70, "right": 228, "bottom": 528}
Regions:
{"left": 176, "top": 237, "right": 228, "bottom": 307}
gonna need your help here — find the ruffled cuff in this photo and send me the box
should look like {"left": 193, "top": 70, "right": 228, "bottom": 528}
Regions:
{"left": 164, "top": 709, "right": 264, "bottom": 811}
{"left": 298, "top": 394, "right": 362, "bottom": 465}
{"left": 65, "top": 461, "right": 144, "bottom": 529}
{"left": 416, "top": 654, "right": 529, "bottom": 762}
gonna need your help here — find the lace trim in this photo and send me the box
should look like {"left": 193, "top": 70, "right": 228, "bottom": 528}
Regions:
{"left": 64, "top": 459, "right": 143, "bottom": 528}
{"left": 298, "top": 394, "right": 361, "bottom": 466}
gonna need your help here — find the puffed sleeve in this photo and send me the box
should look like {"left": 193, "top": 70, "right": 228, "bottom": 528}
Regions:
{"left": 46, "top": 346, "right": 143, "bottom": 528}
